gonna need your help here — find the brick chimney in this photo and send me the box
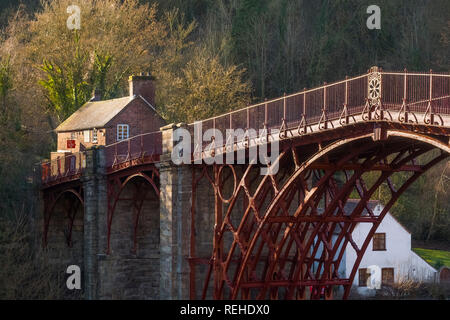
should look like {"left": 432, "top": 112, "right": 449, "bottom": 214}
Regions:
{"left": 90, "top": 88, "right": 102, "bottom": 101}
{"left": 129, "top": 72, "right": 155, "bottom": 107}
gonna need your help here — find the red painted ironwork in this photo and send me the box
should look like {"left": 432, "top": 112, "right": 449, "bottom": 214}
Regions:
{"left": 189, "top": 69, "right": 449, "bottom": 161}
{"left": 39, "top": 68, "right": 450, "bottom": 299}
{"left": 104, "top": 131, "right": 162, "bottom": 173}
{"left": 43, "top": 186, "right": 84, "bottom": 247}
{"left": 188, "top": 130, "right": 449, "bottom": 299}
{"left": 106, "top": 166, "right": 160, "bottom": 254}
{"left": 41, "top": 151, "right": 86, "bottom": 188}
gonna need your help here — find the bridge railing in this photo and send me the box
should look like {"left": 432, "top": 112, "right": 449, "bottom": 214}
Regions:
{"left": 188, "top": 69, "right": 450, "bottom": 154}
{"left": 41, "top": 131, "right": 163, "bottom": 185}
{"left": 381, "top": 71, "right": 450, "bottom": 115}
{"left": 188, "top": 73, "right": 369, "bottom": 150}
{"left": 40, "top": 68, "right": 449, "bottom": 185}
{"left": 104, "top": 131, "right": 162, "bottom": 169}
{"left": 41, "top": 151, "right": 86, "bottom": 185}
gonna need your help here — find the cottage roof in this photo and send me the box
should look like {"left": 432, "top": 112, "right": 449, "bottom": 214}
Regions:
{"left": 55, "top": 95, "right": 157, "bottom": 132}
{"left": 317, "top": 199, "right": 381, "bottom": 216}
{"left": 342, "top": 199, "right": 381, "bottom": 216}
{"left": 319, "top": 199, "right": 412, "bottom": 235}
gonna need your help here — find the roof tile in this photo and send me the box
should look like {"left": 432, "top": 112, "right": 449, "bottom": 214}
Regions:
{"left": 55, "top": 96, "right": 134, "bottom": 132}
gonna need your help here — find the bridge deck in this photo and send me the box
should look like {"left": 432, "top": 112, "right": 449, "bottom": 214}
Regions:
{"left": 40, "top": 69, "right": 450, "bottom": 188}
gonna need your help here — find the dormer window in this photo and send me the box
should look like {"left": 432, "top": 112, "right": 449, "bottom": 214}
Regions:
{"left": 117, "top": 124, "right": 129, "bottom": 141}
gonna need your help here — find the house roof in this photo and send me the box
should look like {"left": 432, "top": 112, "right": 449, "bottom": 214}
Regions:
{"left": 318, "top": 198, "right": 414, "bottom": 234}
{"left": 318, "top": 199, "right": 381, "bottom": 216}
{"left": 342, "top": 199, "right": 412, "bottom": 234}
{"left": 342, "top": 199, "right": 381, "bottom": 216}
{"left": 55, "top": 95, "right": 158, "bottom": 132}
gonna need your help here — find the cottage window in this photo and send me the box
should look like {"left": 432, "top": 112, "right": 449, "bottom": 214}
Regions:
{"left": 382, "top": 268, "right": 394, "bottom": 286}
{"left": 358, "top": 268, "right": 369, "bottom": 287}
{"left": 117, "top": 124, "right": 129, "bottom": 141}
{"left": 373, "top": 233, "right": 386, "bottom": 251}
{"left": 93, "top": 129, "right": 98, "bottom": 144}
{"left": 84, "top": 130, "right": 90, "bottom": 143}
{"left": 71, "top": 132, "right": 76, "bottom": 139}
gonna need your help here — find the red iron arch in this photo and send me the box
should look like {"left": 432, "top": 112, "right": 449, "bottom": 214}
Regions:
{"left": 43, "top": 187, "right": 84, "bottom": 247}
{"left": 106, "top": 166, "right": 160, "bottom": 254}
{"left": 194, "top": 130, "right": 449, "bottom": 299}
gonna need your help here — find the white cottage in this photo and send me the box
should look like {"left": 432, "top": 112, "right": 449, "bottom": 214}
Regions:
{"left": 339, "top": 200, "right": 437, "bottom": 296}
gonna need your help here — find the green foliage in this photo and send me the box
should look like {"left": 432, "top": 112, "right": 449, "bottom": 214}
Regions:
{"left": 0, "top": 0, "right": 448, "bottom": 246}
{"left": 38, "top": 33, "right": 91, "bottom": 121}
{"left": 38, "top": 35, "right": 122, "bottom": 122}
{"left": 2, "top": 0, "right": 168, "bottom": 128}
{"left": 349, "top": 152, "right": 450, "bottom": 243}
{"left": 91, "top": 52, "right": 126, "bottom": 101}
{"left": 0, "top": 56, "right": 36, "bottom": 215}
{"left": 412, "top": 248, "right": 450, "bottom": 268}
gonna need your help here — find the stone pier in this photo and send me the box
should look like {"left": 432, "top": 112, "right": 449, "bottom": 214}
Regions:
{"left": 81, "top": 146, "right": 107, "bottom": 299}
{"left": 40, "top": 124, "right": 213, "bottom": 300}
{"left": 158, "top": 124, "right": 192, "bottom": 299}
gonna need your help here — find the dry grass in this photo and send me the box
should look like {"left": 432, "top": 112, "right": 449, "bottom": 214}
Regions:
{"left": 348, "top": 279, "right": 450, "bottom": 300}
{"left": 0, "top": 208, "right": 65, "bottom": 299}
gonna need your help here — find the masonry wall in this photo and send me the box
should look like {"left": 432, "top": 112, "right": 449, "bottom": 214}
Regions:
{"left": 192, "top": 166, "right": 215, "bottom": 299}
{"left": 40, "top": 142, "right": 311, "bottom": 300}
{"left": 105, "top": 99, "right": 165, "bottom": 145}
{"left": 56, "top": 130, "right": 107, "bottom": 152}
{"left": 98, "top": 178, "right": 160, "bottom": 299}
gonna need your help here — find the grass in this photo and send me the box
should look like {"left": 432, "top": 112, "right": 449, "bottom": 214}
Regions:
{"left": 412, "top": 248, "right": 450, "bottom": 269}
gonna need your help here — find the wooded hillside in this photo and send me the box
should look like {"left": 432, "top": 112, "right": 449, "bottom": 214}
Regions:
{"left": 0, "top": 0, "right": 448, "bottom": 244}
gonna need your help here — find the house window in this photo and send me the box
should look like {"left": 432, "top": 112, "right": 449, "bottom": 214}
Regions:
{"left": 117, "top": 124, "right": 129, "bottom": 141}
{"left": 358, "top": 268, "right": 369, "bottom": 287}
{"left": 382, "top": 268, "right": 394, "bottom": 286}
{"left": 373, "top": 233, "right": 386, "bottom": 251}
{"left": 84, "top": 130, "right": 90, "bottom": 143}
{"left": 71, "top": 132, "right": 76, "bottom": 139}
{"left": 92, "top": 129, "right": 98, "bottom": 144}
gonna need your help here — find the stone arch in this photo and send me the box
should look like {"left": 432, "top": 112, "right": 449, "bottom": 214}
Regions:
{"left": 44, "top": 188, "right": 84, "bottom": 256}
{"left": 43, "top": 187, "right": 84, "bottom": 298}
{"left": 100, "top": 167, "right": 160, "bottom": 299}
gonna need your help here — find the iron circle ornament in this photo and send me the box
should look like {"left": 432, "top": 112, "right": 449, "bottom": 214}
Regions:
{"left": 368, "top": 70, "right": 382, "bottom": 104}
{"left": 369, "top": 77, "right": 381, "bottom": 99}
{"left": 217, "top": 164, "right": 237, "bottom": 203}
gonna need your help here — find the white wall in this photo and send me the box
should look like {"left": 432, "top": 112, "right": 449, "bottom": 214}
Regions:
{"left": 343, "top": 204, "right": 436, "bottom": 295}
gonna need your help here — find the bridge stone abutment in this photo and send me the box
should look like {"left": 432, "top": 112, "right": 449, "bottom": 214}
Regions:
{"left": 158, "top": 123, "right": 193, "bottom": 299}
{"left": 81, "top": 146, "right": 107, "bottom": 299}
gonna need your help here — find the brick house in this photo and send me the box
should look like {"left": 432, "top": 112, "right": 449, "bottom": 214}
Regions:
{"left": 51, "top": 74, "right": 165, "bottom": 161}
